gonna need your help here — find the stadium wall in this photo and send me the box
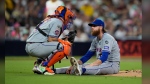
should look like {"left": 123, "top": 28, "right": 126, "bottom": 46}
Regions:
{"left": 5, "top": 40, "right": 141, "bottom": 56}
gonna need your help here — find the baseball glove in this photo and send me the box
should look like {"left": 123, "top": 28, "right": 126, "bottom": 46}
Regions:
{"left": 62, "top": 30, "right": 77, "bottom": 43}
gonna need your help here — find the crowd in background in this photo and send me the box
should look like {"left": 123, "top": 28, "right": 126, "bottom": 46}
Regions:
{"left": 5, "top": 0, "right": 142, "bottom": 42}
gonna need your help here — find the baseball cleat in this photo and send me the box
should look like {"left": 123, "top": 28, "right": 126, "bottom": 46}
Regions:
{"left": 32, "top": 66, "right": 43, "bottom": 74}
{"left": 70, "top": 57, "right": 82, "bottom": 76}
{"left": 43, "top": 67, "right": 55, "bottom": 75}
{"left": 44, "top": 72, "right": 55, "bottom": 75}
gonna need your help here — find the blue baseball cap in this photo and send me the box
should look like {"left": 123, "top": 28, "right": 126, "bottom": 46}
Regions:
{"left": 88, "top": 19, "right": 105, "bottom": 28}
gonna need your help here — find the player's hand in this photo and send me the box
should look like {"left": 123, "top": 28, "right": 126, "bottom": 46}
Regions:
{"left": 66, "top": 66, "right": 73, "bottom": 74}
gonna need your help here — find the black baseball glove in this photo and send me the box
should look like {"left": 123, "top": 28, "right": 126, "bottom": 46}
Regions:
{"left": 62, "top": 30, "right": 77, "bottom": 43}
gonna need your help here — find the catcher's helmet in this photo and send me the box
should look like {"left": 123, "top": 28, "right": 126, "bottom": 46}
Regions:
{"left": 55, "top": 6, "right": 76, "bottom": 29}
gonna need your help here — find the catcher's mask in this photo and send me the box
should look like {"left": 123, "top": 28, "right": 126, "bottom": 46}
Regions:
{"left": 55, "top": 6, "right": 76, "bottom": 30}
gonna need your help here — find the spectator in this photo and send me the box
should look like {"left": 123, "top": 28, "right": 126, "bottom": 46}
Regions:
{"left": 114, "top": 25, "right": 127, "bottom": 40}
{"left": 20, "top": 28, "right": 29, "bottom": 41}
{"left": 80, "top": 1, "right": 94, "bottom": 17}
{"left": 10, "top": 22, "right": 21, "bottom": 40}
{"left": 74, "top": 28, "right": 89, "bottom": 42}
{"left": 44, "top": 0, "right": 64, "bottom": 17}
{"left": 5, "top": 0, "right": 142, "bottom": 41}
{"left": 105, "top": 18, "right": 115, "bottom": 35}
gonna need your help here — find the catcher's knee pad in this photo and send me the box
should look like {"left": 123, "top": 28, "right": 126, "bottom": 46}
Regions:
{"left": 46, "top": 39, "right": 72, "bottom": 67}
{"left": 58, "top": 39, "right": 71, "bottom": 56}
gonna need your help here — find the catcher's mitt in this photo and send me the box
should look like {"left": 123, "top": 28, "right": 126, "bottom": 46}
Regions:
{"left": 62, "top": 30, "right": 77, "bottom": 43}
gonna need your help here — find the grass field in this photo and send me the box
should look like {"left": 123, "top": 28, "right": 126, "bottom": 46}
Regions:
{"left": 5, "top": 56, "right": 142, "bottom": 84}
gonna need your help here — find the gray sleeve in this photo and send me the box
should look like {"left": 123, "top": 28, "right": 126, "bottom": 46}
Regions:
{"left": 48, "top": 23, "right": 62, "bottom": 38}
{"left": 89, "top": 38, "right": 96, "bottom": 51}
{"left": 101, "top": 38, "right": 113, "bottom": 53}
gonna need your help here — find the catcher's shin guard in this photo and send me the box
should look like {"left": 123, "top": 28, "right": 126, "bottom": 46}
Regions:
{"left": 42, "top": 50, "right": 65, "bottom": 74}
{"left": 46, "top": 39, "right": 71, "bottom": 68}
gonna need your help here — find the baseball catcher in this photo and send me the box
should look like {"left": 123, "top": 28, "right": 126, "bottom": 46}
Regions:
{"left": 25, "top": 6, "right": 77, "bottom": 75}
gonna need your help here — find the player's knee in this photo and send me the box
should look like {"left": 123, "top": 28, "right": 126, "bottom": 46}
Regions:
{"left": 58, "top": 40, "right": 71, "bottom": 56}
{"left": 57, "top": 42, "right": 63, "bottom": 51}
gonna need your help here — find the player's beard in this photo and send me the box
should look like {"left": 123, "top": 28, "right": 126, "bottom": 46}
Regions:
{"left": 91, "top": 28, "right": 100, "bottom": 36}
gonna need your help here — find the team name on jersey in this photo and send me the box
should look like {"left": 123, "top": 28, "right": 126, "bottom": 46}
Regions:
{"left": 96, "top": 48, "right": 102, "bottom": 52}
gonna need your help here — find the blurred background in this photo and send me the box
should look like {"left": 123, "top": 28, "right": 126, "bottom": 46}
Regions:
{"left": 5, "top": 0, "right": 142, "bottom": 41}
{"left": 5, "top": 0, "right": 142, "bottom": 57}
{"left": 4, "top": 0, "right": 147, "bottom": 84}
{"left": 4, "top": 0, "right": 150, "bottom": 84}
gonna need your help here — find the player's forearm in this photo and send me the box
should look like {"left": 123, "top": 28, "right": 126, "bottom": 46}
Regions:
{"left": 80, "top": 50, "right": 95, "bottom": 64}
{"left": 48, "top": 37, "right": 58, "bottom": 42}
{"left": 90, "top": 59, "right": 102, "bottom": 66}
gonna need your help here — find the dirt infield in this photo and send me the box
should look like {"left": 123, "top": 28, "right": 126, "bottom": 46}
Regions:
{"left": 106, "top": 70, "right": 142, "bottom": 77}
